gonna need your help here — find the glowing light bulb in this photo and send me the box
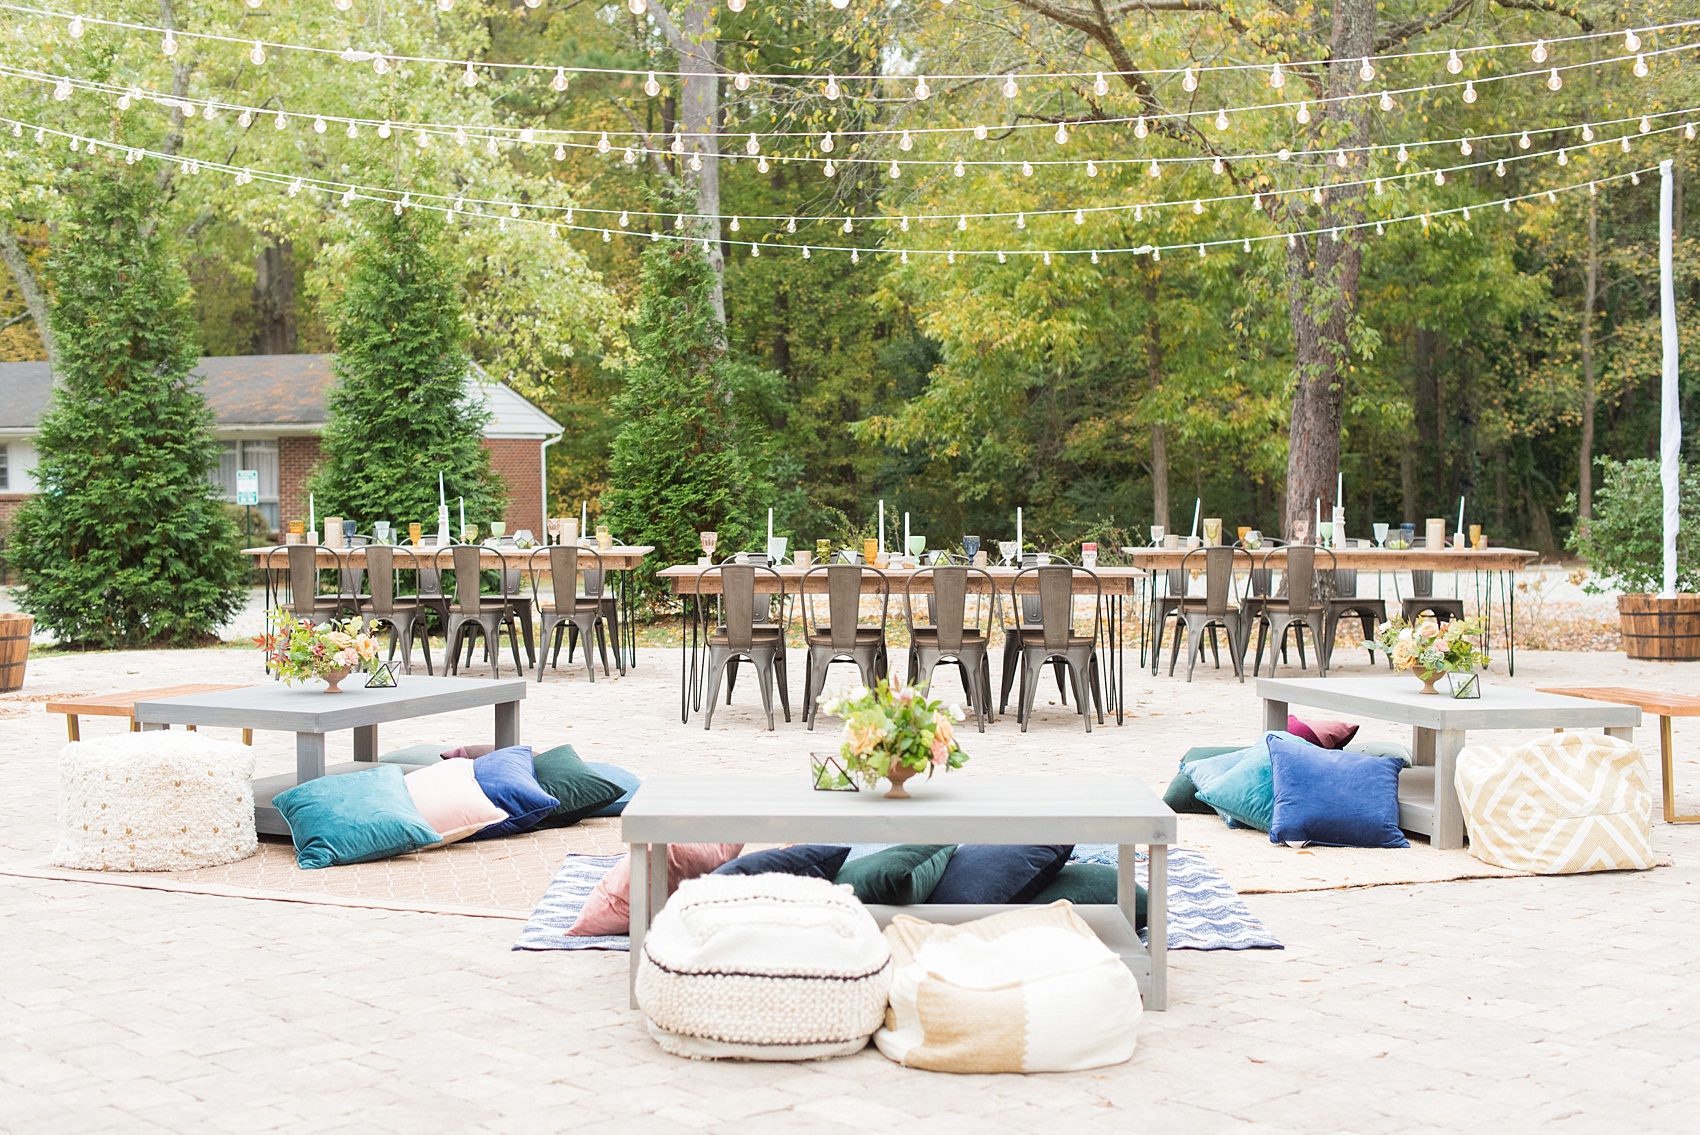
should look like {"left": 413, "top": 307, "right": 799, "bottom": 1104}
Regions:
{"left": 1215, "top": 109, "right": 1229, "bottom": 130}
{"left": 346, "top": 123, "right": 358, "bottom": 138}
{"left": 463, "top": 63, "right": 478, "bottom": 87}
{"left": 824, "top": 158, "right": 835, "bottom": 176}
{"left": 1002, "top": 74, "right": 1018, "bottom": 98}
{"left": 597, "top": 132, "right": 610, "bottom": 153}
{"left": 1463, "top": 81, "right": 1477, "bottom": 103}
{"left": 888, "top": 160, "right": 900, "bottom": 178}
{"left": 1688, "top": 123, "right": 1697, "bottom": 141}
{"left": 1054, "top": 123, "right": 1068, "bottom": 145}
{"left": 749, "top": 243, "right": 758, "bottom": 257}
{"left": 899, "top": 216, "right": 909, "bottom": 231}
{"left": 786, "top": 217, "right": 796, "bottom": 233}
{"left": 519, "top": 127, "right": 535, "bottom": 145}
{"left": 820, "top": 132, "right": 833, "bottom": 152}
{"left": 1296, "top": 101, "right": 1311, "bottom": 124}
{"left": 117, "top": 92, "right": 131, "bottom": 110}
{"left": 1269, "top": 62, "right": 1285, "bottom": 89}
{"left": 1278, "top": 147, "right": 1291, "bottom": 161}
{"left": 1134, "top": 117, "right": 1148, "bottom": 138}
{"left": 239, "top": 109, "right": 253, "bottom": 127}
{"left": 619, "top": 210, "right": 629, "bottom": 227}
{"left": 342, "top": 188, "right": 355, "bottom": 205}
{"left": 1091, "top": 250, "right": 1099, "bottom": 264}
{"left": 1621, "top": 135, "right": 1632, "bottom": 152}
{"left": 1460, "top": 138, "right": 1472, "bottom": 155}
{"left": 745, "top": 133, "right": 759, "bottom": 155}
{"left": 1495, "top": 159, "right": 1506, "bottom": 176}
{"left": 553, "top": 68, "right": 569, "bottom": 92}
{"left": 1042, "top": 251, "right": 1051, "bottom": 265}
{"left": 437, "top": 0, "right": 452, "bottom": 8}
{"left": 997, "top": 251, "right": 1006, "bottom": 263}
{"left": 554, "top": 143, "right": 565, "bottom": 160}
{"left": 1074, "top": 209, "right": 1084, "bottom": 224}
{"left": 851, "top": 249, "right": 859, "bottom": 264}
{"left": 1212, "top": 157, "right": 1224, "bottom": 175}
{"left": 1532, "top": 39, "right": 1547, "bottom": 63}
{"left": 1251, "top": 194, "right": 1262, "bottom": 210}
{"left": 1094, "top": 72, "right": 1109, "bottom": 97}
{"left": 335, "top": 0, "right": 351, "bottom": 8}
{"left": 728, "top": 0, "right": 744, "bottom": 9}
{"left": 1557, "top": 149, "right": 1568, "bottom": 166}
{"left": 735, "top": 72, "right": 751, "bottom": 91}
{"left": 974, "top": 124, "right": 987, "bottom": 140}
{"left": 730, "top": 216, "right": 741, "bottom": 232}
{"left": 1546, "top": 68, "right": 1562, "bottom": 91}
{"left": 163, "top": 31, "right": 177, "bottom": 55}
{"left": 1335, "top": 148, "right": 1348, "bottom": 167}
{"left": 1373, "top": 178, "right": 1383, "bottom": 195}
{"left": 1016, "top": 213, "right": 1025, "bottom": 229}
{"left": 601, "top": 230, "right": 610, "bottom": 242}
{"left": 825, "top": 74, "right": 841, "bottom": 100}
{"left": 628, "top": 0, "right": 646, "bottom": 12}
{"left": 1148, "top": 158, "right": 1159, "bottom": 178}
{"left": 670, "top": 132, "right": 683, "bottom": 154}
{"left": 250, "top": 42, "right": 266, "bottom": 65}
{"left": 1446, "top": 49, "right": 1462, "bottom": 75}
{"left": 1379, "top": 91, "right": 1393, "bottom": 111}
{"left": 1312, "top": 187, "right": 1324, "bottom": 204}
{"left": 68, "top": 15, "right": 83, "bottom": 37}
{"left": 1581, "top": 123, "right": 1594, "bottom": 142}
{"left": 288, "top": 178, "right": 302, "bottom": 197}
{"left": 1085, "top": 160, "right": 1097, "bottom": 177}
{"left": 953, "top": 159, "right": 964, "bottom": 177}
{"left": 757, "top": 156, "right": 769, "bottom": 172}
{"left": 1021, "top": 161, "right": 1033, "bottom": 177}
{"left": 1181, "top": 66, "right": 1196, "bottom": 92}
{"left": 1640, "top": 115, "right": 1652, "bottom": 134}
{"left": 644, "top": 71, "right": 660, "bottom": 97}
{"left": 1589, "top": 181, "right": 1597, "bottom": 197}
{"left": 1396, "top": 143, "right": 1409, "bottom": 161}
{"left": 914, "top": 75, "right": 930, "bottom": 100}
{"left": 374, "top": 55, "right": 388, "bottom": 74}
{"left": 1634, "top": 55, "right": 1649, "bottom": 78}
{"left": 1435, "top": 169, "right": 1446, "bottom": 185}
{"left": 274, "top": 111, "right": 287, "bottom": 129}
{"left": 956, "top": 215, "right": 966, "bottom": 231}
{"left": 1626, "top": 29, "right": 1642, "bottom": 52}
{"left": 1518, "top": 130, "right": 1530, "bottom": 149}
{"left": 1192, "top": 199, "right": 1203, "bottom": 215}
{"left": 804, "top": 246, "right": 812, "bottom": 259}
{"left": 378, "top": 120, "right": 392, "bottom": 138}
{"left": 1358, "top": 57, "right": 1375, "bottom": 81}
{"left": 314, "top": 116, "right": 327, "bottom": 134}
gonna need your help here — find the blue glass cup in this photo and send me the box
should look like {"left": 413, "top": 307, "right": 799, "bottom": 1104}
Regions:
{"left": 962, "top": 535, "right": 981, "bottom": 562}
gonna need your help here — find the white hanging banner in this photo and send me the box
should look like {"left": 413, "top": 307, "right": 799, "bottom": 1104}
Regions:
{"left": 1659, "top": 160, "right": 1681, "bottom": 596}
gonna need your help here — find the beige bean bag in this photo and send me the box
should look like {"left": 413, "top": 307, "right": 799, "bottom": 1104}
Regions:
{"left": 875, "top": 903, "right": 1142, "bottom": 1073}
{"left": 54, "top": 731, "right": 257, "bottom": 872}
{"left": 1455, "top": 731, "right": 1654, "bottom": 874}
{"left": 636, "top": 873, "right": 892, "bottom": 1061}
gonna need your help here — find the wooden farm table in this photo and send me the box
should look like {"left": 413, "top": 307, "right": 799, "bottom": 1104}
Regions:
{"left": 132, "top": 676, "right": 526, "bottom": 836}
{"left": 47, "top": 684, "right": 256, "bottom": 744}
{"left": 1258, "top": 677, "right": 1640, "bottom": 849}
{"left": 657, "top": 562, "right": 1136, "bottom": 725}
{"left": 621, "top": 775, "right": 1176, "bottom": 1010}
{"left": 1124, "top": 545, "right": 1538, "bottom": 675}
{"left": 1539, "top": 687, "right": 1700, "bottom": 823}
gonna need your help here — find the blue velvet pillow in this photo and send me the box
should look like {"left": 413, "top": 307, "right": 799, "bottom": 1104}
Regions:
{"left": 466, "top": 746, "right": 557, "bottom": 839}
{"left": 927, "top": 844, "right": 1074, "bottom": 904}
{"left": 1268, "top": 735, "right": 1411, "bottom": 848}
{"left": 712, "top": 845, "right": 852, "bottom": 880}
{"left": 273, "top": 764, "right": 441, "bottom": 870}
{"left": 583, "top": 761, "right": 641, "bottom": 817}
{"left": 1194, "top": 735, "right": 1288, "bottom": 832}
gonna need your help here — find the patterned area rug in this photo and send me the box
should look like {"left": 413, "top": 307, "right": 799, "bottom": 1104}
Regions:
{"left": 513, "top": 847, "right": 1282, "bottom": 953}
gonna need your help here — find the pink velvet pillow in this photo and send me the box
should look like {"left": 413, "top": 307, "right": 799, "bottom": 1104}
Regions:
{"left": 1287, "top": 715, "right": 1359, "bottom": 749}
{"left": 568, "top": 843, "right": 744, "bottom": 937}
{"left": 403, "top": 759, "right": 507, "bottom": 845}
{"left": 440, "top": 743, "right": 497, "bottom": 760}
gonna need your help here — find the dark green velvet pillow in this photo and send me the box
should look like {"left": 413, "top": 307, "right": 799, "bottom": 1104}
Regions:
{"left": 1032, "top": 863, "right": 1147, "bottom": 931}
{"left": 530, "top": 744, "right": 625, "bottom": 828}
{"left": 834, "top": 844, "right": 955, "bottom": 904}
{"left": 1163, "top": 744, "right": 1252, "bottom": 815}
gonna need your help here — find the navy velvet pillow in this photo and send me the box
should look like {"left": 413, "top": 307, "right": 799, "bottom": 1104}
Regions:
{"left": 1267, "top": 734, "right": 1410, "bottom": 848}
{"left": 583, "top": 761, "right": 641, "bottom": 817}
{"left": 467, "top": 746, "right": 558, "bottom": 839}
{"left": 712, "top": 845, "right": 852, "bottom": 880}
{"left": 927, "top": 844, "right": 1073, "bottom": 904}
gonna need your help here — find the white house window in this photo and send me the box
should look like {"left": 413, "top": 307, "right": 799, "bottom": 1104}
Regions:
{"left": 0, "top": 445, "right": 9, "bottom": 491}
{"left": 210, "top": 439, "right": 280, "bottom": 529}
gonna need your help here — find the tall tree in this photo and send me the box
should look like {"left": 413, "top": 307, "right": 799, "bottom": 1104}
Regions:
{"left": 9, "top": 164, "right": 244, "bottom": 647}
{"left": 309, "top": 209, "right": 505, "bottom": 530}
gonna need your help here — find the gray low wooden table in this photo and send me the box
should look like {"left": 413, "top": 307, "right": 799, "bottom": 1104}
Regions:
{"left": 133, "top": 676, "right": 527, "bottom": 836}
{"left": 1257, "top": 677, "right": 1642, "bottom": 849}
{"left": 620, "top": 775, "right": 1176, "bottom": 1010}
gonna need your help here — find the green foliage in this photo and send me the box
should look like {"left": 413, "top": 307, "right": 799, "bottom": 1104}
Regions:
{"left": 1567, "top": 458, "right": 1700, "bottom": 595}
{"left": 602, "top": 235, "right": 774, "bottom": 590}
{"left": 9, "top": 166, "right": 244, "bottom": 648}
{"left": 309, "top": 209, "right": 505, "bottom": 531}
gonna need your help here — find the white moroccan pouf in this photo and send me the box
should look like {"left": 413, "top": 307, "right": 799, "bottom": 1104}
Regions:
{"left": 635, "top": 873, "right": 893, "bottom": 1061}
{"left": 875, "top": 903, "right": 1143, "bottom": 1073}
{"left": 54, "top": 731, "right": 258, "bottom": 872}
{"left": 1456, "top": 731, "right": 1655, "bottom": 874}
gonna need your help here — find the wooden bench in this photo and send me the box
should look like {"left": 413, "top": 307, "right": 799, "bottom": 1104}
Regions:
{"left": 1539, "top": 686, "right": 1700, "bottom": 824}
{"left": 46, "top": 685, "right": 256, "bottom": 745}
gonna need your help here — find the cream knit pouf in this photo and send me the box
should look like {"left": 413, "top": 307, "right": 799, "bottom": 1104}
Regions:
{"left": 54, "top": 731, "right": 257, "bottom": 872}
{"left": 636, "top": 873, "right": 893, "bottom": 1061}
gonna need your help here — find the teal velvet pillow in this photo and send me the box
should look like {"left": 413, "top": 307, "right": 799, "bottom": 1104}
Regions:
{"left": 1163, "top": 745, "right": 1252, "bottom": 815}
{"left": 1343, "top": 738, "right": 1414, "bottom": 766}
{"left": 1194, "top": 734, "right": 1292, "bottom": 832}
{"left": 273, "top": 765, "right": 441, "bottom": 870}
{"left": 1032, "top": 863, "right": 1147, "bottom": 931}
{"left": 530, "top": 745, "right": 625, "bottom": 828}
{"left": 834, "top": 844, "right": 955, "bottom": 904}
{"left": 583, "top": 761, "right": 641, "bottom": 817}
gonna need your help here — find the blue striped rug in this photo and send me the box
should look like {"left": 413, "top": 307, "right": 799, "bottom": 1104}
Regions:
{"left": 513, "top": 846, "right": 1279, "bottom": 953}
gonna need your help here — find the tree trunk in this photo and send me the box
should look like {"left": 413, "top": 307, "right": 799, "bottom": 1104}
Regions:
{"left": 1144, "top": 269, "right": 1169, "bottom": 531}
{"left": 656, "top": 3, "right": 724, "bottom": 327}
{"left": 1280, "top": 0, "right": 1375, "bottom": 540}
{"left": 1578, "top": 199, "right": 1598, "bottom": 521}
{"left": 0, "top": 225, "right": 56, "bottom": 375}
{"left": 252, "top": 236, "right": 297, "bottom": 355}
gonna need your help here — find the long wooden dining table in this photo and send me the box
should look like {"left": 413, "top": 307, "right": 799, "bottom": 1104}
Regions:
{"left": 244, "top": 544, "right": 655, "bottom": 671}
{"left": 1120, "top": 545, "right": 1539, "bottom": 675}
{"left": 657, "top": 561, "right": 1139, "bottom": 726}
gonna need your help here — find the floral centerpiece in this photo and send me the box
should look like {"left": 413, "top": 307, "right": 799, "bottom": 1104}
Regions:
{"left": 1374, "top": 615, "right": 1489, "bottom": 696}
{"left": 818, "top": 674, "right": 968, "bottom": 798}
{"left": 260, "top": 611, "right": 381, "bottom": 693}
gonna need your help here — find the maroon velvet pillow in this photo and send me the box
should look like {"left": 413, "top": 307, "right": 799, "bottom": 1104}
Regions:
{"left": 1287, "top": 715, "right": 1359, "bottom": 749}
{"left": 441, "top": 743, "right": 497, "bottom": 760}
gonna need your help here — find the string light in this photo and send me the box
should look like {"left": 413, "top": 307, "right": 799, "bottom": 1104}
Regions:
{"left": 1446, "top": 49, "right": 1462, "bottom": 74}
{"left": 552, "top": 68, "right": 569, "bottom": 92}
{"left": 463, "top": 62, "right": 478, "bottom": 87}
{"left": 249, "top": 41, "right": 265, "bottom": 66}
{"left": 644, "top": 71, "right": 660, "bottom": 97}
{"left": 161, "top": 30, "right": 175, "bottom": 55}
{"left": 914, "top": 75, "right": 930, "bottom": 100}
{"left": 1634, "top": 55, "right": 1650, "bottom": 78}
{"left": 1134, "top": 117, "right": 1148, "bottom": 139}
{"left": 1547, "top": 69, "right": 1563, "bottom": 91}
{"left": 1002, "top": 74, "right": 1018, "bottom": 98}
{"left": 1215, "top": 109, "right": 1229, "bottom": 130}
{"left": 1296, "top": 102, "right": 1311, "bottom": 124}
{"left": 1463, "top": 81, "right": 1477, "bottom": 103}
{"left": 824, "top": 74, "right": 841, "bottom": 100}
{"left": 1532, "top": 39, "right": 1548, "bottom": 63}
{"left": 1094, "top": 73, "right": 1109, "bottom": 97}
{"left": 973, "top": 124, "right": 988, "bottom": 140}
{"left": 1054, "top": 123, "right": 1068, "bottom": 145}
{"left": 1181, "top": 66, "right": 1197, "bottom": 92}
{"left": 899, "top": 129, "right": 913, "bottom": 151}
{"left": 734, "top": 72, "right": 751, "bottom": 91}
{"left": 1269, "top": 62, "right": 1285, "bottom": 89}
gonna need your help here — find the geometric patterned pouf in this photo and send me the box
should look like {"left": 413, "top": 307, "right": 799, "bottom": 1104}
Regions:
{"left": 53, "top": 730, "right": 257, "bottom": 872}
{"left": 1455, "top": 732, "right": 1654, "bottom": 874}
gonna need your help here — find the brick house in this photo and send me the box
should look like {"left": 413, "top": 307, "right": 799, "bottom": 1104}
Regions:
{"left": 0, "top": 355, "right": 563, "bottom": 537}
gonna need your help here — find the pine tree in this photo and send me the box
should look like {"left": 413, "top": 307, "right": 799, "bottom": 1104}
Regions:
{"left": 9, "top": 166, "right": 245, "bottom": 647}
{"left": 602, "top": 237, "right": 763, "bottom": 591}
{"left": 310, "top": 209, "right": 504, "bottom": 530}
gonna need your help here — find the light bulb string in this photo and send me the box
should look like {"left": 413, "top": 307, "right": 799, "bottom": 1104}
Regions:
{"left": 11, "top": 21, "right": 1693, "bottom": 148}
{"left": 7, "top": 2, "right": 1688, "bottom": 88}
{"left": 10, "top": 51, "right": 1694, "bottom": 181}
{"left": 7, "top": 104, "right": 1680, "bottom": 242}
{"left": 7, "top": 112, "right": 1658, "bottom": 257}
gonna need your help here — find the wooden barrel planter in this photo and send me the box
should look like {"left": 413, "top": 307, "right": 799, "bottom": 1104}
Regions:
{"left": 0, "top": 613, "right": 32, "bottom": 692}
{"left": 1618, "top": 594, "right": 1700, "bottom": 661}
